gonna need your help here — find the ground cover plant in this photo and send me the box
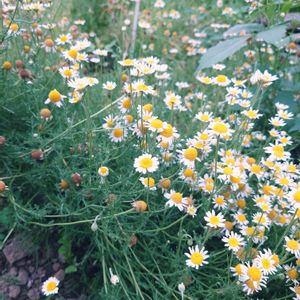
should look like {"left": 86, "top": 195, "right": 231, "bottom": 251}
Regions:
{"left": 0, "top": 0, "right": 300, "bottom": 299}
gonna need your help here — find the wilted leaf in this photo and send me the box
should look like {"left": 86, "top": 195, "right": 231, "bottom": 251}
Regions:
{"left": 274, "top": 33, "right": 300, "bottom": 48}
{"left": 196, "top": 36, "right": 249, "bottom": 71}
{"left": 224, "top": 23, "right": 264, "bottom": 36}
{"left": 256, "top": 24, "right": 287, "bottom": 46}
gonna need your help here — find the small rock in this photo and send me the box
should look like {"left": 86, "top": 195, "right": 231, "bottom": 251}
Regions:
{"left": 8, "top": 285, "right": 21, "bottom": 299}
{"left": 37, "top": 267, "right": 45, "bottom": 277}
{"left": 3, "top": 235, "right": 33, "bottom": 264}
{"left": 0, "top": 279, "right": 8, "bottom": 294}
{"left": 52, "top": 263, "right": 60, "bottom": 272}
{"left": 28, "top": 266, "right": 35, "bottom": 274}
{"left": 27, "top": 278, "right": 34, "bottom": 289}
{"left": 58, "top": 253, "right": 66, "bottom": 263}
{"left": 8, "top": 267, "right": 18, "bottom": 276}
{"left": 16, "top": 259, "right": 26, "bottom": 267}
{"left": 18, "top": 268, "right": 29, "bottom": 285}
{"left": 27, "top": 288, "right": 40, "bottom": 300}
{"left": 54, "top": 269, "right": 65, "bottom": 281}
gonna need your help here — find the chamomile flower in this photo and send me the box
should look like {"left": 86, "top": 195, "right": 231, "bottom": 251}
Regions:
{"left": 134, "top": 154, "right": 159, "bottom": 174}
{"left": 222, "top": 232, "right": 245, "bottom": 252}
{"left": 63, "top": 48, "right": 79, "bottom": 62}
{"left": 118, "top": 97, "right": 132, "bottom": 113}
{"left": 98, "top": 166, "right": 109, "bottom": 177}
{"left": 209, "top": 120, "right": 233, "bottom": 138}
{"left": 285, "top": 237, "right": 300, "bottom": 258}
{"left": 288, "top": 188, "right": 300, "bottom": 209}
{"left": 185, "top": 245, "right": 209, "bottom": 269}
{"left": 213, "top": 74, "right": 231, "bottom": 86}
{"left": 242, "top": 109, "right": 262, "bottom": 120}
{"left": 45, "top": 89, "right": 66, "bottom": 107}
{"left": 41, "top": 277, "right": 59, "bottom": 296}
{"left": 213, "top": 195, "right": 227, "bottom": 209}
{"left": 103, "top": 81, "right": 117, "bottom": 91}
{"left": 178, "top": 147, "right": 198, "bottom": 168}
{"left": 42, "top": 38, "right": 56, "bottom": 53}
{"left": 59, "top": 66, "right": 78, "bottom": 79}
{"left": 269, "top": 117, "right": 286, "bottom": 127}
{"left": 164, "top": 190, "right": 187, "bottom": 211}
{"left": 186, "top": 205, "right": 197, "bottom": 217}
{"left": 110, "top": 125, "right": 127, "bottom": 143}
{"left": 195, "top": 111, "right": 213, "bottom": 123}
{"left": 118, "top": 58, "right": 136, "bottom": 67}
{"left": 253, "top": 249, "right": 277, "bottom": 275}
{"left": 140, "top": 177, "right": 156, "bottom": 190}
{"left": 55, "top": 33, "right": 72, "bottom": 45}
{"left": 204, "top": 210, "right": 225, "bottom": 228}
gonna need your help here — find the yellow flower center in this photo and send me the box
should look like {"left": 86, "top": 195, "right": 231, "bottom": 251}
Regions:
{"left": 200, "top": 115, "right": 210, "bottom": 122}
{"left": 261, "top": 258, "right": 271, "bottom": 269}
{"left": 287, "top": 269, "right": 298, "bottom": 280}
{"left": 212, "top": 123, "right": 228, "bottom": 134}
{"left": 183, "top": 147, "right": 198, "bottom": 161}
{"left": 209, "top": 216, "right": 220, "bottom": 225}
{"left": 215, "top": 197, "right": 224, "bottom": 205}
{"left": 246, "top": 280, "right": 256, "bottom": 290}
{"left": 251, "top": 165, "right": 261, "bottom": 174}
{"left": 235, "top": 264, "right": 243, "bottom": 275}
{"left": 144, "top": 177, "right": 155, "bottom": 188}
{"left": 170, "top": 192, "right": 182, "bottom": 204}
{"left": 183, "top": 168, "right": 194, "bottom": 177}
{"left": 10, "top": 23, "right": 19, "bottom": 32}
{"left": 45, "top": 38, "right": 54, "bottom": 47}
{"left": 228, "top": 237, "right": 239, "bottom": 248}
{"left": 294, "top": 191, "right": 300, "bottom": 203}
{"left": 287, "top": 240, "right": 299, "bottom": 251}
{"left": 113, "top": 128, "right": 123, "bottom": 138}
{"left": 245, "top": 227, "right": 255, "bottom": 235}
{"left": 143, "top": 103, "right": 153, "bottom": 112}
{"left": 139, "top": 158, "right": 153, "bottom": 169}
{"left": 123, "top": 59, "right": 134, "bottom": 66}
{"left": 60, "top": 35, "right": 68, "bottom": 42}
{"left": 190, "top": 252, "right": 204, "bottom": 265}
{"left": 216, "top": 75, "right": 227, "bottom": 83}
{"left": 63, "top": 69, "right": 72, "bottom": 77}
{"left": 48, "top": 90, "right": 61, "bottom": 102}
{"left": 247, "top": 266, "right": 261, "bottom": 281}
{"left": 150, "top": 119, "right": 163, "bottom": 129}
{"left": 223, "top": 166, "right": 233, "bottom": 175}
{"left": 99, "top": 167, "right": 108, "bottom": 174}
{"left": 68, "top": 49, "right": 78, "bottom": 59}
{"left": 122, "top": 98, "right": 131, "bottom": 109}
{"left": 46, "top": 281, "right": 57, "bottom": 292}
{"left": 160, "top": 124, "right": 173, "bottom": 138}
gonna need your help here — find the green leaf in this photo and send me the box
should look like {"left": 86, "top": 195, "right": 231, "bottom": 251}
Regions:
{"left": 224, "top": 23, "right": 264, "bottom": 36}
{"left": 196, "top": 36, "right": 249, "bottom": 72}
{"left": 256, "top": 24, "right": 287, "bottom": 46}
{"left": 289, "top": 117, "right": 300, "bottom": 132}
{"left": 273, "top": 33, "right": 300, "bottom": 48}
{"left": 65, "top": 265, "right": 77, "bottom": 274}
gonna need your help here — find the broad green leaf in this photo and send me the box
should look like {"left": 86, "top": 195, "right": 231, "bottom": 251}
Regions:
{"left": 274, "top": 33, "right": 300, "bottom": 48}
{"left": 196, "top": 36, "right": 249, "bottom": 71}
{"left": 224, "top": 23, "right": 264, "bottom": 36}
{"left": 65, "top": 265, "right": 77, "bottom": 274}
{"left": 289, "top": 117, "right": 300, "bottom": 132}
{"left": 256, "top": 24, "right": 287, "bottom": 46}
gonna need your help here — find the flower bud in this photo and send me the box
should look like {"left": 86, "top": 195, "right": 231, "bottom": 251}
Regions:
{"left": 31, "top": 149, "right": 44, "bottom": 160}
{"left": 59, "top": 179, "right": 69, "bottom": 190}
{"left": 71, "top": 173, "right": 81, "bottom": 186}
{"left": 0, "top": 136, "right": 6, "bottom": 147}
{"left": 132, "top": 200, "right": 147, "bottom": 212}
{"left": 0, "top": 181, "right": 6, "bottom": 193}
